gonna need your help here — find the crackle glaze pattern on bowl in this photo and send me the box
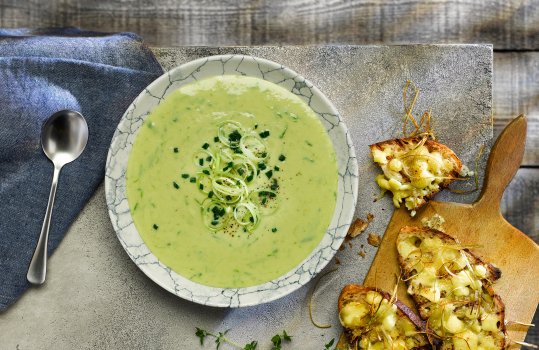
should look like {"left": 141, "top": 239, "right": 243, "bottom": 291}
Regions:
{"left": 104, "top": 55, "right": 358, "bottom": 307}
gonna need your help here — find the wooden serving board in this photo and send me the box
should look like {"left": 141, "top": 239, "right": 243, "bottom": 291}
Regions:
{"left": 364, "top": 115, "right": 539, "bottom": 346}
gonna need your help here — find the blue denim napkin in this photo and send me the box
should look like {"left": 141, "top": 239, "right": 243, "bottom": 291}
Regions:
{"left": 0, "top": 28, "right": 163, "bottom": 310}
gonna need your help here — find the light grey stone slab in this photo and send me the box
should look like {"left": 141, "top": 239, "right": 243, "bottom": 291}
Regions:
{"left": 0, "top": 45, "right": 492, "bottom": 349}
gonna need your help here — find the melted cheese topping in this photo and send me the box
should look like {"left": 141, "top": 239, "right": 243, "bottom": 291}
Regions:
{"left": 372, "top": 141, "right": 455, "bottom": 214}
{"left": 397, "top": 235, "right": 504, "bottom": 350}
{"left": 339, "top": 291, "right": 428, "bottom": 349}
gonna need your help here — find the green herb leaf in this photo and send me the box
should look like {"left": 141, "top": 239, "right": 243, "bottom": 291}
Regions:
{"left": 152, "top": 224, "right": 159, "bottom": 230}
{"left": 281, "top": 330, "right": 292, "bottom": 342}
{"left": 244, "top": 341, "right": 258, "bottom": 350}
{"left": 173, "top": 147, "right": 179, "bottom": 153}
{"left": 190, "top": 177, "right": 196, "bottom": 183}
{"left": 324, "top": 338, "right": 335, "bottom": 349}
{"left": 271, "top": 334, "right": 282, "bottom": 349}
{"left": 173, "top": 181, "right": 179, "bottom": 189}
{"left": 215, "top": 330, "right": 229, "bottom": 349}
{"left": 181, "top": 173, "right": 189, "bottom": 179}
{"left": 278, "top": 154, "right": 286, "bottom": 161}
{"left": 195, "top": 327, "right": 208, "bottom": 345}
{"left": 270, "top": 179, "right": 279, "bottom": 191}
{"left": 259, "top": 130, "right": 270, "bottom": 138}
{"left": 271, "top": 227, "right": 277, "bottom": 233}
{"left": 229, "top": 130, "right": 242, "bottom": 143}
{"left": 202, "top": 143, "right": 210, "bottom": 149}
{"left": 279, "top": 125, "right": 288, "bottom": 139}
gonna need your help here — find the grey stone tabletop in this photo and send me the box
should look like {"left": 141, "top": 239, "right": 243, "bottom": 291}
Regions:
{"left": 0, "top": 45, "right": 492, "bottom": 349}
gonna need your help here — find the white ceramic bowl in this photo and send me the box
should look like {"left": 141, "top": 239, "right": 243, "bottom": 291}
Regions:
{"left": 105, "top": 55, "right": 358, "bottom": 307}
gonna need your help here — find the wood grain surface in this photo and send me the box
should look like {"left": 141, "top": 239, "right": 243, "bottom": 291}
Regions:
{"left": 0, "top": 0, "right": 538, "bottom": 49}
{"left": 0, "top": 0, "right": 537, "bottom": 345}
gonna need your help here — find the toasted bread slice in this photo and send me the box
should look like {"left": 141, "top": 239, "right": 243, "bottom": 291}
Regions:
{"left": 396, "top": 226, "right": 506, "bottom": 349}
{"left": 338, "top": 284, "right": 430, "bottom": 349}
{"left": 370, "top": 136, "right": 462, "bottom": 215}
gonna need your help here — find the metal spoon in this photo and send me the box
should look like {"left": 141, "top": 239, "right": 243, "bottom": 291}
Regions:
{"left": 27, "top": 110, "right": 89, "bottom": 285}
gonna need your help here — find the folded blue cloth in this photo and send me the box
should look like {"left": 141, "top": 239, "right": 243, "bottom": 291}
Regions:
{"left": 0, "top": 28, "right": 163, "bottom": 310}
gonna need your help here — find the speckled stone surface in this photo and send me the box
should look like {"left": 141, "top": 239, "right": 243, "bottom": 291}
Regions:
{"left": 0, "top": 45, "right": 492, "bottom": 349}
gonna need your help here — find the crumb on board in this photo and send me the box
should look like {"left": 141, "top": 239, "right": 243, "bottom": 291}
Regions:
{"left": 346, "top": 217, "right": 370, "bottom": 239}
{"left": 335, "top": 257, "right": 341, "bottom": 265}
{"left": 367, "top": 233, "right": 382, "bottom": 247}
{"left": 358, "top": 250, "right": 366, "bottom": 258}
{"left": 367, "top": 212, "right": 374, "bottom": 222}
{"left": 421, "top": 213, "right": 446, "bottom": 231}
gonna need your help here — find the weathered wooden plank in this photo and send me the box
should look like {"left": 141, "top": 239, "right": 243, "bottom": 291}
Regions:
{"left": 0, "top": 0, "right": 538, "bottom": 49}
{"left": 501, "top": 168, "right": 538, "bottom": 243}
{"left": 502, "top": 168, "right": 539, "bottom": 345}
{"left": 494, "top": 52, "right": 539, "bottom": 166}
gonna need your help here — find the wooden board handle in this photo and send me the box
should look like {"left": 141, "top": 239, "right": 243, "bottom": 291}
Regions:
{"left": 476, "top": 115, "right": 527, "bottom": 210}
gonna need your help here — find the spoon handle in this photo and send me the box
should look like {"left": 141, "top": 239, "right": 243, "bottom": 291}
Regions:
{"left": 27, "top": 165, "right": 61, "bottom": 284}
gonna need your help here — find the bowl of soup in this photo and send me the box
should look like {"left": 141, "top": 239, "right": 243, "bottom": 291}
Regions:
{"left": 105, "top": 55, "right": 358, "bottom": 307}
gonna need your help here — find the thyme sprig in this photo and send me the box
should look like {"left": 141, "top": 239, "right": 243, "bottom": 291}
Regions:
{"left": 195, "top": 328, "right": 293, "bottom": 350}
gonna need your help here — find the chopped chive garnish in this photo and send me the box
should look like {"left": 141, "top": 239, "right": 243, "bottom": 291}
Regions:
{"left": 211, "top": 220, "right": 219, "bottom": 226}
{"left": 279, "top": 154, "right": 286, "bottom": 161}
{"left": 226, "top": 195, "right": 232, "bottom": 201}
{"left": 198, "top": 158, "right": 204, "bottom": 166}
{"left": 190, "top": 177, "right": 196, "bottom": 183}
{"left": 206, "top": 156, "right": 212, "bottom": 161}
{"left": 259, "top": 130, "right": 270, "bottom": 138}
{"left": 274, "top": 166, "right": 280, "bottom": 171}
{"left": 199, "top": 184, "right": 204, "bottom": 190}
{"left": 254, "top": 124, "right": 258, "bottom": 129}
{"left": 272, "top": 227, "right": 277, "bottom": 233}
{"left": 258, "top": 162, "right": 267, "bottom": 170}
{"left": 238, "top": 168, "right": 245, "bottom": 175}
{"left": 202, "top": 143, "right": 210, "bottom": 149}
{"left": 152, "top": 224, "right": 159, "bottom": 230}
{"left": 208, "top": 191, "right": 214, "bottom": 198}
{"left": 270, "top": 179, "right": 279, "bottom": 191}
{"left": 202, "top": 169, "right": 210, "bottom": 175}
{"left": 262, "top": 197, "right": 267, "bottom": 205}
{"left": 228, "top": 130, "right": 242, "bottom": 143}
{"left": 214, "top": 136, "right": 219, "bottom": 142}
{"left": 173, "top": 147, "right": 179, "bottom": 153}
{"left": 246, "top": 174, "right": 254, "bottom": 182}
{"left": 265, "top": 170, "right": 273, "bottom": 179}
{"left": 181, "top": 173, "right": 189, "bottom": 179}
{"left": 173, "top": 181, "right": 179, "bottom": 189}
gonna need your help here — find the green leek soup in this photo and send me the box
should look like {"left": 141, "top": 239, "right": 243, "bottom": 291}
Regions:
{"left": 126, "top": 75, "right": 338, "bottom": 288}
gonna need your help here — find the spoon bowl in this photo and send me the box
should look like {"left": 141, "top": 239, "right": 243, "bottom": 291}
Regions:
{"left": 41, "top": 110, "right": 88, "bottom": 165}
{"left": 27, "top": 110, "right": 88, "bottom": 285}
